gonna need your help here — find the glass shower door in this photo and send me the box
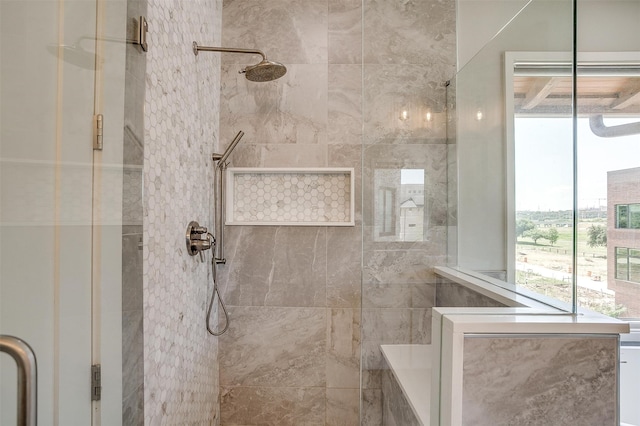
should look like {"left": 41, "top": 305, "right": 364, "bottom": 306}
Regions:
{"left": 0, "top": 0, "right": 121, "bottom": 423}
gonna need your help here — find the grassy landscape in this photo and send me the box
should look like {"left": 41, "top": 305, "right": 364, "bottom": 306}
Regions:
{"left": 514, "top": 214, "right": 623, "bottom": 317}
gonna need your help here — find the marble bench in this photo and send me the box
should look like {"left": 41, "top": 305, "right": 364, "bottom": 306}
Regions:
{"left": 380, "top": 344, "right": 431, "bottom": 426}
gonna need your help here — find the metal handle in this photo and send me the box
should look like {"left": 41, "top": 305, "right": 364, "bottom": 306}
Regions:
{"left": 186, "top": 221, "right": 215, "bottom": 262}
{"left": 0, "top": 335, "right": 37, "bottom": 426}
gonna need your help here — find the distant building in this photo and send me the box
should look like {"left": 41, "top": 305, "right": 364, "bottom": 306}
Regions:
{"left": 607, "top": 167, "right": 640, "bottom": 316}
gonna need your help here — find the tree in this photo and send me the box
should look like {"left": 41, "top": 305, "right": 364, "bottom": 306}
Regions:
{"left": 516, "top": 219, "right": 536, "bottom": 240}
{"left": 587, "top": 225, "right": 607, "bottom": 248}
{"left": 524, "top": 229, "right": 545, "bottom": 244}
{"left": 546, "top": 228, "right": 559, "bottom": 246}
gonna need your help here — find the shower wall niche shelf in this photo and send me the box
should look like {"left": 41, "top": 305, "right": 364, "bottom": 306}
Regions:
{"left": 226, "top": 167, "right": 355, "bottom": 226}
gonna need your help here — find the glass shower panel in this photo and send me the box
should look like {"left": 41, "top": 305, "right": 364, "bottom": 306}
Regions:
{"left": 0, "top": 0, "right": 97, "bottom": 423}
{"left": 360, "top": 0, "right": 456, "bottom": 420}
{"left": 574, "top": 0, "right": 640, "bottom": 319}
{"left": 452, "top": 0, "right": 576, "bottom": 310}
{"left": 1, "top": 0, "right": 130, "bottom": 423}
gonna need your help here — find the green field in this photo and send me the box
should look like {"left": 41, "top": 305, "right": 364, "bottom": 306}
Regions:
{"left": 515, "top": 217, "right": 615, "bottom": 316}
{"left": 516, "top": 219, "right": 607, "bottom": 258}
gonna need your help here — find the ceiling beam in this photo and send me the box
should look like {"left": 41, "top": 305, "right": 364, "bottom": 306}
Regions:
{"left": 521, "top": 77, "right": 562, "bottom": 110}
{"left": 611, "top": 88, "right": 640, "bottom": 110}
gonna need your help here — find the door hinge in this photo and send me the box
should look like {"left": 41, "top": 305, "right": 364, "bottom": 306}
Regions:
{"left": 94, "top": 114, "right": 104, "bottom": 151}
{"left": 91, "top": 364, "right": 101, "bottom": 401}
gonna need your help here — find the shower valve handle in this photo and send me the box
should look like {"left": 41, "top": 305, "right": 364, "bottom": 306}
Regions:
{"left": 186, "top": 221, "right": 214, "bottom": 258}
{"left": 192, "top": 226, "right": 208, "bottom": 234}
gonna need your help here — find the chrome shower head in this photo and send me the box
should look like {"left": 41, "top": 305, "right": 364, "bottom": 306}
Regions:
{"left": 242, "top": 59, "right": 287, "bottom": 82}
{"left": 193, "top": 41, "right": 287, "bottom": 82}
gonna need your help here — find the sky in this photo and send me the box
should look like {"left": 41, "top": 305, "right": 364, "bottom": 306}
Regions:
{"left": 515, "top": 117, "right": 640, "bottom": 211}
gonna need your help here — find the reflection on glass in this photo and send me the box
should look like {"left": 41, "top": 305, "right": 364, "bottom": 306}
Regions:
{"left": 374, "top": 169, "right": 425, "bottom": 242}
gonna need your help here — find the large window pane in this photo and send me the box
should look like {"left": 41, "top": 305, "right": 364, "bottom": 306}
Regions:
{"left": 617, "top": 247, "right": 629, "bottom": 281}
{"left": 629, "top": 249, "right": 640, "bottom": 283}
{"left": 630, "top": 204, "right": 640, "bottom": 229}
{"left": 617, "top": 205, "right": 629, "bottom": 228}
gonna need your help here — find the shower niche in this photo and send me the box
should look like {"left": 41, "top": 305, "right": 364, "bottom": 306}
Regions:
{"left": 225, "top": 167, "right": 355, "bottom": 226}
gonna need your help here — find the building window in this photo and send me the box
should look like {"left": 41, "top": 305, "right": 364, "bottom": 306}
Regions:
{"left": 616, "top": 247, "right": 640, "bottom": 283}
{"left": 616, "top": 204, "right": 640, "bottom": 229}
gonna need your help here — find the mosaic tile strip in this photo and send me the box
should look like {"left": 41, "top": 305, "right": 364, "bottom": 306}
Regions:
{"left": 228, "top": 168, "right": 354, "bottom": 226}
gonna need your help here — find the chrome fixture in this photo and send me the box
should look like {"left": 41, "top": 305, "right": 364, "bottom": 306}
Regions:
{"left": 207, "top": 255, "right": 230, "bottom": 336}
{"left": 186, "top": 221, "right": 213, "bottom": 261}
{"left": 192, "top": 42, "right": 287, "bottom": 82}
{"left": 212, "top": 130, "right": 245, "bottom": 264}
{"left": 0, "top": 335, "right": 37, "bottom": 426}
{"left": 185, "top": 222, "right": 229, "bottom": 335}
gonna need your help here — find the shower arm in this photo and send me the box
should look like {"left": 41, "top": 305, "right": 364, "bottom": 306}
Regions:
{"left": 192, "top": 42, "right": 266, "bottom": 61}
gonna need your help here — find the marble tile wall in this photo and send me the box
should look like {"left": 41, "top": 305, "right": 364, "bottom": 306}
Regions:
{"left": 462, "top": 335, "right": 619, "bottom": 425}
{"left": 218, "top": 0, "right": 455, "bottom": 424}
{"left": 381, "top": 368, "right": 421, "bottom": 426}
{"left": 218, "top": 0, "right": 362, "bottom": 424}
{"left": 435, "top": 276, "right": 508, "bottom": 308}
{"left": 142, "top": 0, "right": 222, "bottom": 424}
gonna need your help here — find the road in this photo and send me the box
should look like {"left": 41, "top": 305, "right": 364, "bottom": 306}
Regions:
{"left": 516, "top": 261, "right": 614, "bottom": 295}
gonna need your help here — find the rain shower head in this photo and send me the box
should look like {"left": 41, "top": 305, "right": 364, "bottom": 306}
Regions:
{"left": 192, "top": 41, "right": 287, "bottom": 82}
{"left": 242, "top": 59, "right": 287, "bottom": 82}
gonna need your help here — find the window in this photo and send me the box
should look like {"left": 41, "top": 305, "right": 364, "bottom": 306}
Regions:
{"left": 616, "top": 247, "right": 640, "bottom": 283}
{"left": 378, "top": 187, "right": 396, "bottom": 237}
{"left": 616, "top": 204, "right": 640, "bottom": 229}
{"left": 617, "top": 247, "right": 629, "bottom": 280}
{"left": 617, "top": 205, "right": 629, "bottom": 228}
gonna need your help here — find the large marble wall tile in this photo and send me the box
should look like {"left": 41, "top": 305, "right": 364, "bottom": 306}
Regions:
{"left": 410, "top": 308, "right": 431, "bottom": 344}
{"left": 326, "top": 226, "right": 362, "bottom": 308}
{"left": 363, "top": 0, "right": 455, "bottom": 66}
{"left": 328, "top": 144, "right": 362, "bottom": 219}
{"left": 363, "top": 283, "right": 435, "bottom": 309}
{"left": 326, "top": 388, "right": 360, "bottom": 426}
{"left": 363, "top": 251, "right": 446, "bottom": 285}
{"left": 436, "top": 278, "right": 508, "bottom": 307}
{"left": 220, "top": 63, "right": 328, "bottom": 146}
{"left": 462, "top": 336, "right": 618, "bottom": 425}
{"left": 261, "top": 144, "right": 328, "bottom": 167}
{"left": 220, "top": 386, "right": 325, "bottom": 426}
{"left": 361, "top": 389, "right": 383, "bottom": 426}
{"left": 329, "top": 0, "right": 362, "bottom": 64}
{"left": 122, "top": 309, "right": 144, "bottom": 426}
{"left": 382, "top": 369, "right": 421, "bottom": 426}
{"left": 327, "top": 308, "right": 361, "bottom": 388}
{"left": 363, "top": 64, "right": 452, "bottom": 144}
{"left": 362, "top": 307, "right": 431, "bottom": 347}
{"left": 328, "top": 64, "right": 362, "bottom": 145}
{"left": 362, "top": 368, "right": 382, "bottom": 390}
{"left": 220, "top": 226, "right": 327, "bottom": 307}
{"left": 219, "top": 306, "right": 326, "bottom": 387}
{"left": 222, "top": 0, "right": 328, "bottom": 65}
{"left": 122, "top": 232, "right": 143, "bottom": 312}
{"left": 362, "top": 308, "right": 411, "bottom": 343}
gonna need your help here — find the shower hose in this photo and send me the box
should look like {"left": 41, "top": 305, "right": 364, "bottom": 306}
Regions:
{"left": 206, "top": 235, "right": 230, "bottom": 336}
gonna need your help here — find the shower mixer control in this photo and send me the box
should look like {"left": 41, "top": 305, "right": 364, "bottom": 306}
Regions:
{"left": 186, "top": 221, "right": 215, "bottom": 260}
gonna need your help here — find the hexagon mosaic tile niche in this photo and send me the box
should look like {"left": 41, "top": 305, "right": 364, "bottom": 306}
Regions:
{"left": 229, "top": 170, "right": 353, "bottom": 225}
